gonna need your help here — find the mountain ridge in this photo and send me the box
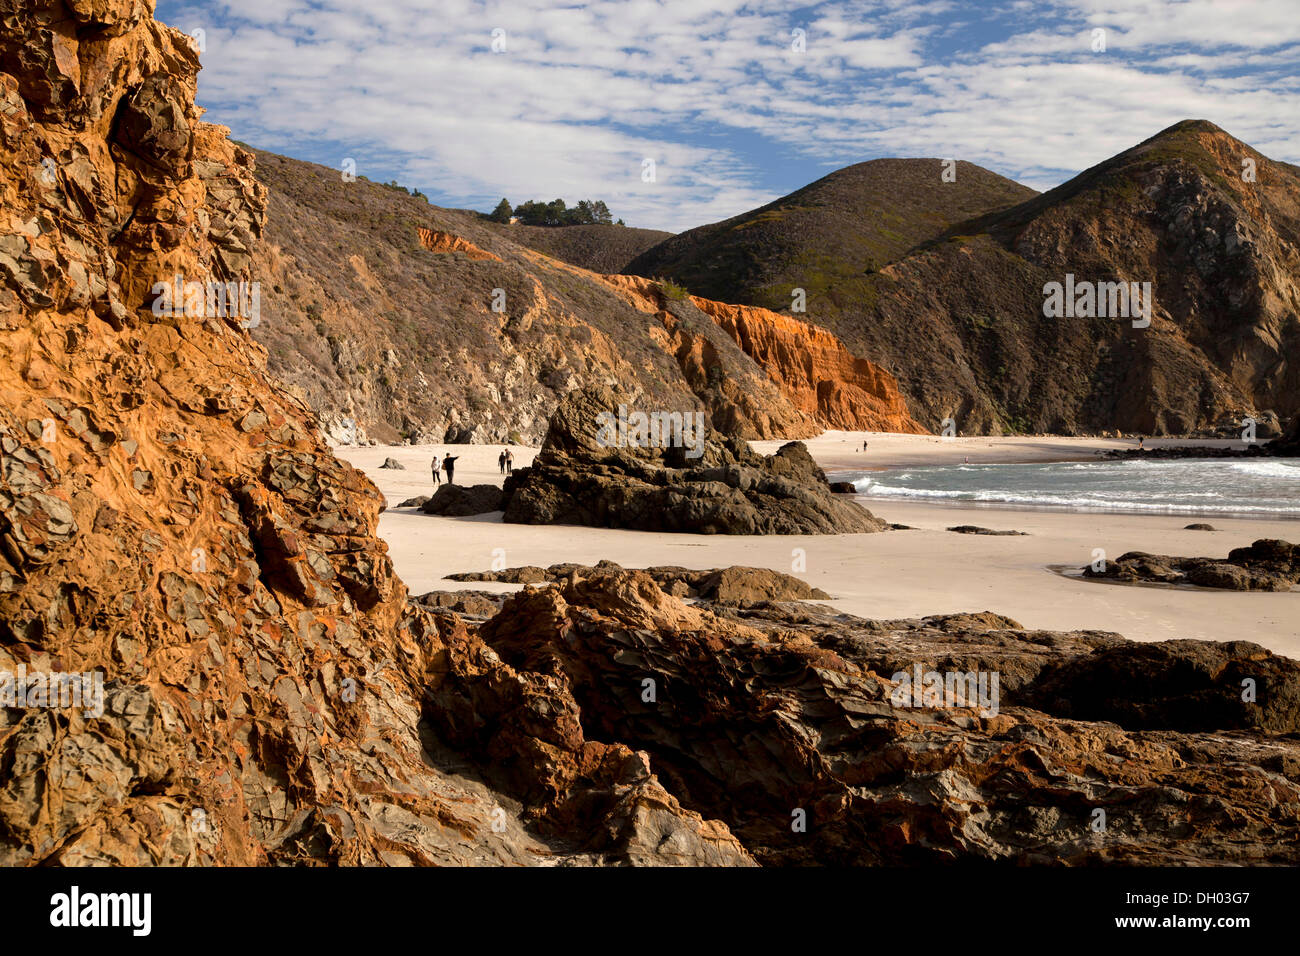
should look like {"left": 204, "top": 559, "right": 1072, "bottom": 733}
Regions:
{"left": 628, "top": 120, "right": 1300, "bottom": 436}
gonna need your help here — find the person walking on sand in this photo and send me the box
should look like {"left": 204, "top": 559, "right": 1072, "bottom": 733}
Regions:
{"left": 443, "top": 454, "right": 459, "bottom": 484}
{"left": 505, "top": 449, "right": 514, "bottom": 475}
{"left": 498, "top": 450, "right": 507, "bottom": 475}
{"left": 430, "top": 454, "right": 441, "bottom": 487}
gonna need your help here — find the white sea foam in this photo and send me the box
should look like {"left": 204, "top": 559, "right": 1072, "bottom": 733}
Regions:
{"left": 845, "top": 458, "right": 1300, "bottom": 516}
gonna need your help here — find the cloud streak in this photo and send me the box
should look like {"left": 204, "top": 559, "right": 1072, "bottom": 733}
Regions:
{"left": 161, "top": 0, "right": 1300, "bottom": 231}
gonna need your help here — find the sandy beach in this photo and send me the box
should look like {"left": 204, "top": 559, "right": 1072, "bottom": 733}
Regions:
{"left": 336, "top": 433, "right": 1300, "bottom": 658}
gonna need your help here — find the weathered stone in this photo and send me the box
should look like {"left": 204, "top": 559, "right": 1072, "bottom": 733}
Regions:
{"left": 1084, "top": 539, "right": 1299, "bottom": 590}
{"left": 503, "top": 385, "right": 887, "bottom": 534}
{"left": 420, "top": 483, "right": 505, "bottom": 516}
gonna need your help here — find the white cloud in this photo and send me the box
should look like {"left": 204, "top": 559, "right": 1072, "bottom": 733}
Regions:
{"left": 165, "top": 0, "right": 1300, "bottom": 232}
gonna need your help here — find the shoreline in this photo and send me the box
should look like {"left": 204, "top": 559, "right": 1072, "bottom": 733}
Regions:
{"left": 335, "top": 432, "right": 1300, "bottom": 657}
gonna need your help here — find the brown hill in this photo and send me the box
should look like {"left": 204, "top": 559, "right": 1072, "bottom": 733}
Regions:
{"left": 630, "top": 125, "right": 1300, "bottom": 436}
{"left": 247, "top": 150, "right": 917, "bottom": 443}
{"left": 627, "top": 158, "right": 1038, "bottom": 308}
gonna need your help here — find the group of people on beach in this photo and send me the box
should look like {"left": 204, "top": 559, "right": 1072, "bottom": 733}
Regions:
{"left": 428, "top": 447, "right": 514, "bottom": 487}
{"left": 429, "top": 453, "right": 457, "bottom": 485}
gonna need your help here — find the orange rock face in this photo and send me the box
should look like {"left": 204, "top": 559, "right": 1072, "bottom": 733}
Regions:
{"left": 592, "top": 272, "right": 924, "bottom": 434}
{"left": 415, "top": 226, "right": 500, "bottom": 261}
{"left": 689, "top": 296, "right": 926, "bottom": 434}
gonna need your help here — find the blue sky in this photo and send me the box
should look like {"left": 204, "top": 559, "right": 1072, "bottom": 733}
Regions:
{"left": 156, "top": 0, "right": 1300, "bottom": 232}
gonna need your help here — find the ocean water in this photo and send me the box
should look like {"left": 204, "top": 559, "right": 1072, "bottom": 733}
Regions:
{"left": 845, "top": 458, "right": 1300, "bottom": 517}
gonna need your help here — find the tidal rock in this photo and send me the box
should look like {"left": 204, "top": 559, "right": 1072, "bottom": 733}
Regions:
{"left": 378, "top": 457, "right": 405, "bottom": 469}
{"left": 502, "top": 385, "right": 887, "bottom": 534}
{"left": 1083, "top": 539, "right": 1299, "bottom": 590}
{"left": 420, "top": 483, "right": 506, "bottom": 516}
{"left": 425, "top": 566, "right": 1300, "bottom": 865}
{"left": 948, "top": 525, "right": 1028, "bottom": 535}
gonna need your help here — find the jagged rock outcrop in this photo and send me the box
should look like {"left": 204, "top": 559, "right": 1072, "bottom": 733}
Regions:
{"left": 1083, "top": 538, "right": 1300, "bottom": 590}
{"left": 0, "top": 0, "right": 752, "bottom": 867}
{"left": 546, "top": 267, "right": 825, "bottom": 439}
{"left": 501, "top": 385, "right": 888, "bottom": 534}
{"left": 590, "top": 272, "right": 920, "bottom": 434}
{"left": 430, "top": 567, "right": 1300, "bottom": 864}
{"left": 688, "top": 296, "right": 923, "bottom": 432}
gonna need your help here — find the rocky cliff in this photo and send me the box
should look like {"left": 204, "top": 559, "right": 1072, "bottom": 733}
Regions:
{"left": 689, "top": 296, "right": 923, "bottom": 432}
{"left": 0, "top": 0, "right": 752, "bottom": 866}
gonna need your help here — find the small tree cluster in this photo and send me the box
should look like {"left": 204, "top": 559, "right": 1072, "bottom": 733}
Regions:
{"left": 486, "top": 197, "right": 615, "bottom": 226}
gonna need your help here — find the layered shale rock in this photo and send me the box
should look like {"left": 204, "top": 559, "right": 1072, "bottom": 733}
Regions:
{"left": 501, "top": 385, "right": 888, "bottom": 534}
{"left": 0, "top": 0, "right": 751, "bottom": 867}
{"left": 434, "top": 567, "right": 1300, "bottom": 865}
{"left": 688, "top": 295, "right": 923, "bottom": 433}
{"left": 415, "top": 226, "right": 500, "bottom": 261}
{"left": 1083, "top": 538, "right": 1300, "bottom": 590}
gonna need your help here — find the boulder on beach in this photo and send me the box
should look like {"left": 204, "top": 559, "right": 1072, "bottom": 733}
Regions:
{"left": 501, "top": 385, "right": 888, "bottom": 534}
{"left": 421, "top": 483, "right": 507, "bottom": 516}
{"left": 379, "top": 457, "right": 405, "bottom": 469}
{"left": 1083, "top": 538, "right": 1299, "bottom": 590}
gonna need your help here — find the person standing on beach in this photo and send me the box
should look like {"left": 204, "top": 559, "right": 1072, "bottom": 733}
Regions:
{"left": 505, "top": 449, "right": 514, "bottom": 475}
{"left": 443, "top": 454, "right": 459, "bottom": 484}
{"left": 498, "top": 450, "right": 507, "bottom": 475}
{"left": 430, "top": 455, "right": 441, "bottom": 487}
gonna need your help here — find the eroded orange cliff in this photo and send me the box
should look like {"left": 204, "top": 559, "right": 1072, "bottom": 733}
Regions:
{"left": 592, "top": 272, "right": 924, "bottom": 434}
